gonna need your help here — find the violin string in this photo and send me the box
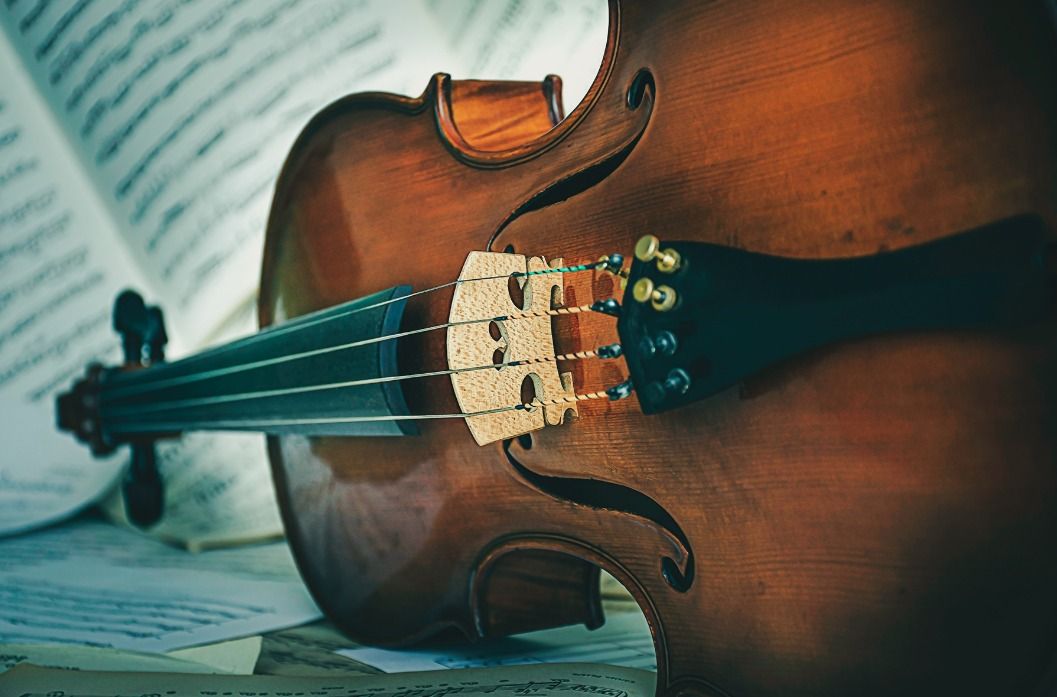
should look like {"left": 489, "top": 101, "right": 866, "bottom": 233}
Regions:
{"left": 105, "top": 385, "right": 618, "bottom": 434}
{"left": 505, "top": 304, "right": 595, "bottom": 320}
{"left": 106, "top": 258, "right": 614, "bottom": 386}
{"left": 101, "top": 302, "right": 613, "bottom": 402}
{"left": 100, "top": 346, "right": 618, "bottom": 420}
{"left": 515, "top": 389, "right": 610, "bottom": 412}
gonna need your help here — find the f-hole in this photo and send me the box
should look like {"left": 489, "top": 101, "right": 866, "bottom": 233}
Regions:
{"left": 502, "top": 438, "right": 695, "bottom": 593}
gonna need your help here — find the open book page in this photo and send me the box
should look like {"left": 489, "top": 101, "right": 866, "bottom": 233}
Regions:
{"left": 100, "top": 431, "right": 284, "bottom": 549}
{"left": 0, "top": 0, "right": 451, "bottom": 346}
{"left": 339, "top": 609, "right": 654, "bottom": 672}
{"left": 1, "top": 36, "right": 276, "bottom": 542}
{"left": 0, "top": 0, "right": 451, "bottom": 543}
{"left": 0, "top": 0, "right": 608, "bottom": 543}
{"left": 100, "top": 297, "right": 285, "bottom": 549}
{"left": 0, "top": 636, "right": 260, "bottom": 675}
{"left": 0, "top": 643, "right": 221, "bottom": 674}
{"left": 0, "top": 38, "right": 154, "bottom": 537}
{"left": 425, "top": 0, "right": 609, "bottom": 110}
{"left": 0, "top": 517, "right": 320, "bottom": 650}
{"left": 0, "top": 661, "right": 657, "bottom": 697}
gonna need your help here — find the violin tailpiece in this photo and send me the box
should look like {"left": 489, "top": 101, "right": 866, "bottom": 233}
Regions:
{"left": 447, "top": 251, "right": 577, "bottom": 446}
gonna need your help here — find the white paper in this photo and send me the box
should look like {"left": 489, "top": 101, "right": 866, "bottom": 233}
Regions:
{"left": 0, "top": 660, "right": 657, "bottom": 697}
{"left": 167, "top": 635, "right": 262, "bottom": 674}
{"left": 99, "top": 301, "right": 285, "bottom": 550}
{"left": 0, "top": 641, "right": 246, "bottom": 675}
{"left": 131, "top": 301, "right": 283, "bottom": 548}
{"left": 0, "top": 0, "right": 450, "bottom": 344}
{"left": 0, "top": 0, "right": 610, "bottom": 542}
{"left": 0, "top": 518, "right": 321, "bottom": 651}
{"left": 0, "top": 0, "right": 444, "bottom": 541}
{"left": 338, "top": 610, "right": 655, "bottom": 673}
{"left": 426, "top": 0, "right": 609, "bottom": 111}
{"left": 0, "top": 39, "right": 149, "bottom": 537}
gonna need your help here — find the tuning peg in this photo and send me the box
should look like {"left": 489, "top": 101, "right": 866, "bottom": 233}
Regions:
{"left": 113, "top": 290, "right": 149, "bottom": 364}
{"left": 113, "top": 289, "right": 168, "bottom": 366}
{"left": 110, "top": 288, "right": 169, "bottom": 528}
{"left": 123, "top": 443, "right": 164, "bottom": 528}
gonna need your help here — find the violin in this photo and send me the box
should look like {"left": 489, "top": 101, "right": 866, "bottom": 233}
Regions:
{"left": 57, "top": 2, "right": 1057, "bottom": 695}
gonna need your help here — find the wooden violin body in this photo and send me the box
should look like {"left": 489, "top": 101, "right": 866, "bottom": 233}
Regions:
{"left": 259, "top": 1, "right": 1057, "bottom": 695}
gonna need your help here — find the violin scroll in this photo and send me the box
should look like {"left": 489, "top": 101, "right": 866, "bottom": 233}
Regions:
{"left": 56, "top": 361, "right": 113, "bottom": 457}
{"left": 55, "top": 289, "right": 170, "bottom": 527}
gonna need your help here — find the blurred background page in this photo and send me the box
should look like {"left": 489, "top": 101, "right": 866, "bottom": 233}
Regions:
{"left": 0, "top": 0, "right": 607, "bottom": 540}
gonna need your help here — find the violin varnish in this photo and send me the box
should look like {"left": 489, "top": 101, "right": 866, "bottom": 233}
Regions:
{"left": 447, "top": 252, "right": 576, "bottom": 445}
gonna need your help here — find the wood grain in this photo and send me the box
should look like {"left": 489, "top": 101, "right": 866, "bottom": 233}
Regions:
{"left": 446, "top": 252, "right": 574, "bottom": 445}
{"left": 257, "top": 2, "right": 1057, "bottom": 696}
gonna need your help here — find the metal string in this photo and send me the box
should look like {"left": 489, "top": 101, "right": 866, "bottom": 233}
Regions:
{"left": 516, "top": 389, "right": 611, "bottom": 412}
{"left": 101, "top": 302, "right": 609, "bottom": 402}
{"left": 100, "top": 347, "right": 616, "bottom": 420}
{"left": 105, "top": 389, "right": 615, "bottom": 434}
{"left": 105, "top": 258, "right": 611, "bottom": 387}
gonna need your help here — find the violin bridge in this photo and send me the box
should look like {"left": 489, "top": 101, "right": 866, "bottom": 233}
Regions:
{"left": 447, "top": 251, "right": 577, "bottom": 446}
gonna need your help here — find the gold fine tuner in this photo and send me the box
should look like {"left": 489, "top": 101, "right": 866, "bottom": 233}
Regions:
{"left": 632, "top": 277, "right": 678, "bottom": 312}
{"left": 634, "top": 234, "right": 681, "bottom": 273}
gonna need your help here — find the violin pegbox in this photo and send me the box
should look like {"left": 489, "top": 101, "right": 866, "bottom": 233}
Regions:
{"left": 447, "top": 251, "right": 577, "bottom": 446}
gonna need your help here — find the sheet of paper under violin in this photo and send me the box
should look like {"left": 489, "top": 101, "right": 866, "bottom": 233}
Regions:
{"left": 0, "top": 519, "right": 320, "bottom": 651}
{"left": 0, "top": 637, "right": 260, "bottom": 675}
{"left": 0, "top": 662, "right": 658, "bottom": 697}
{"left": 338, "top": 609, "right": 655, "bottom": 672}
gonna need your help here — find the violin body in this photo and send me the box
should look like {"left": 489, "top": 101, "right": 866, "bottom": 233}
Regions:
{"left": 262, "top": 1, "right": 1057, "bottom": 695}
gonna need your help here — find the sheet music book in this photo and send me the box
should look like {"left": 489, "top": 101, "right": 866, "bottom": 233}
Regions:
{"left": 338, "top": 610, "right": 655, "bottom": 672}
{"left": 0, "top": 661, "right": 657, "bottom": 697}
{"left": 0, "top": 0, "right": 607, "bottom": 542}
{"left": 0, "top": 518, "right": 321, "bottom": 651}
{"left": 0, "top": 635, "right": 261, "bottom": 675}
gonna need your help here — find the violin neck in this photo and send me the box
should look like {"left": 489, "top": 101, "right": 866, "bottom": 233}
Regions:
{"left": 96, "top": 287, "right": 417, "bottom": 440}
